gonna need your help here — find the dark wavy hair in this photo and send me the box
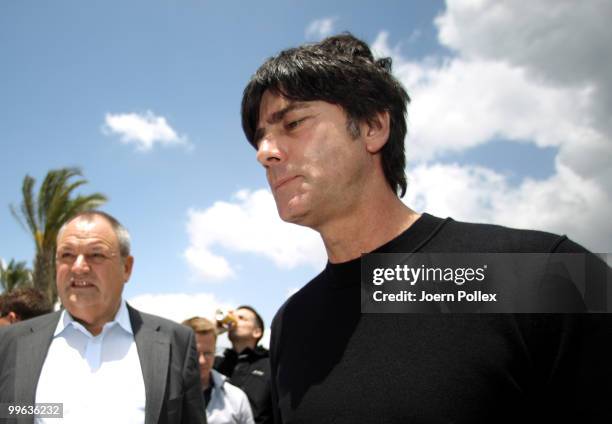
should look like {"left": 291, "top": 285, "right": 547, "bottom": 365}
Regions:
{"left": 241, "top": 33, "right": 410, "bottom": 197}
{"left": 0, "top": 287, "right": 52, "bottom": 320}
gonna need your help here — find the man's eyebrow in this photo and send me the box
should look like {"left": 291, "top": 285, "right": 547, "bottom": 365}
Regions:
{"left": 254, "top": 102, "right": 310, "bottom": 144}
{"left": 267, "top": 102, "right": 310, "bottom": 124}
{"left": 87, "top": 244, "right": 111, "bottom": 250}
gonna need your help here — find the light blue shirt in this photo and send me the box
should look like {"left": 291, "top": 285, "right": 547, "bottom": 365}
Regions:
{"left": 207, "top": 369, "right": 254, "bottom": 424}
{"left": 35, "top": 300, "right": 146, "bottom": 424}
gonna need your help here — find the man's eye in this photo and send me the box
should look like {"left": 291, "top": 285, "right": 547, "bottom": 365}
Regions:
{"left": 61, "top": 252, "right": 75, "bottom": 258}
{"left": 89, "top": 252, "right": 110, "bottom": 260}
{"left": 286, "top": 118, "right": 305, "bottom": 130}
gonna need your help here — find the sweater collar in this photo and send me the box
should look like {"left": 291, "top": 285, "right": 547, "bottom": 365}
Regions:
{"left": 326, "top": 213, "right": 450, "bottom": 288}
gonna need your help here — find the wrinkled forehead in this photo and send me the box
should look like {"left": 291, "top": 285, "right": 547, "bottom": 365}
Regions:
{"left": 72, "top": 218, "right": 98, "bottom": 232}
{"left": 57, "top": 216, "right": 118, "bottom": 247}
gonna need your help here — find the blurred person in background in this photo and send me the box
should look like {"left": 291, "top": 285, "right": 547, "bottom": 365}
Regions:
{"left": 0, "top": 287, "right": 52, "bottom": 326}
{"left": 214, "top": 306, "right": 272, "bottom": 424}
{"left": 183, "top": 316, "right": 254, "bottom": 424}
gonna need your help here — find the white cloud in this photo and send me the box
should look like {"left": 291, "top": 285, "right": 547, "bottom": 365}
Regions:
{"left": 436, "top": 1, "right": 612, "bottom": 92}
{"left": 184, "top": 247, "right": 235, "bottom": 281}
{"left": 103, "top": 111, "right": 189, "bottom": 152}
{"left": 128, "top": 292, "right": 234, "bottom": 324}
{"left": 305, "top": 17, "right": 337, "bottom": 40}
{"left": 432, "top": 0, "right": 612, "bottom": 180}
{"left": 184, "top": 189, "right": 326, "bottom": 282}
{"left": 405, "top": 162, "right": 612, "bottom": 252}
{"left": 372, "top": 33, "right": 606, "bottom": 175}
{"left": 369, "top": 1, "right": 612, "bottom": 253}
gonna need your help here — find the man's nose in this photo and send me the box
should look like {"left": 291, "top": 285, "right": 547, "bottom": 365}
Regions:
{"left": 71, "top": 254, "right": 90, "bottom": 273}
{"left": 256, "top": 136, "right": 285, "bottom": 167}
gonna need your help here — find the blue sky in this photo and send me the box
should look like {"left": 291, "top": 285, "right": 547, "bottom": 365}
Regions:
{"left": 2, "top": 1, "right": 610, "bottom": 345}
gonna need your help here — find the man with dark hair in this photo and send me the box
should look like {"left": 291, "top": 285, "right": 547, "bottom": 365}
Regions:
{"left": 214, "top": 306, "right": 272, "bottom": 424}
{"left": 0, "top": 211, "right": 206, "bottom": 423}
{"left": 241, "top": 33, "right": 611, "bottom": 422}
{"left": 0, "top": 287, "right": 52, "bottom": 326}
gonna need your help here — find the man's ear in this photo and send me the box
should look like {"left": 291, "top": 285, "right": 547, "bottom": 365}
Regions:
{"left": 123, "top": 256, "right": 134, "bottom": 283}
{"left": 8, "top": 311, "right": 19, "bottom": 323}
{"left": 363, "top": 111, "right": 390, "bottom": 154}
{"left": 253, "top": 326, "right": 263, "bottom": 341}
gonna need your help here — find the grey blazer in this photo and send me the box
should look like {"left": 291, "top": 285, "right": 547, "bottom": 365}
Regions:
{"left": 0, "top": 304, "right": 206, "bottom": 424}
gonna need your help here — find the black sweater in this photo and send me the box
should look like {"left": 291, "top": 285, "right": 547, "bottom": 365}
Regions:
{"left": 269, "top": 213, "right": 611, "bottom": 423}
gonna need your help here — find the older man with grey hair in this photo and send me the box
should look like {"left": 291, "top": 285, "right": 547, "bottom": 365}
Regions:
{"left": 0, "top": 210, "right": 206, "bottom": 424}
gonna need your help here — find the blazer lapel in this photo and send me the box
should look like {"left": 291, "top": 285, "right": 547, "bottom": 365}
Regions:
{"left": 129, "top": 305, "right": 170, "bottom": 424}
{"left": 15, "top": 312, "right": 60, "bottom": 405}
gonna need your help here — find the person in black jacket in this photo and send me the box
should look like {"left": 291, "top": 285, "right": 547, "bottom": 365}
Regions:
{"left": 214, "top": 305, "right": 272, "bottom": 424}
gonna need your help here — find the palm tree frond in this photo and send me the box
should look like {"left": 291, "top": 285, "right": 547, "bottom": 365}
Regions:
{"left": 0, "top": 259, "right": 32, "bottom": 293}
{"left": 38, "top": 167, "right": 82, "bottom": 227}
{"left": 10, "top": 175, "right": 43, "bottom": 250}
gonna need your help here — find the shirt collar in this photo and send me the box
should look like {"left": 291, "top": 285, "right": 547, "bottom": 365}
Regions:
{"left": 211, "top": 369, "right": 226, "bottom": 390}
{"left": 54, "top": 299, "right": 133, "bottom": 337}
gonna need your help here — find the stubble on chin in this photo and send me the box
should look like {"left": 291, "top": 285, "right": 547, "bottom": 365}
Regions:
{"left": 62, "top": 288, "right": 100, "bottom": 310}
